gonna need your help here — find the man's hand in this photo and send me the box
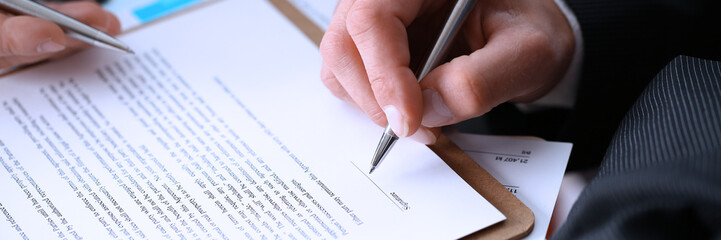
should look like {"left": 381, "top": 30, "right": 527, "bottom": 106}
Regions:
{"left": 319, "top": 0, "right": 574, "bottom": 144}
{"left": 0, "top": 1, "right": 121, "bottom": 69}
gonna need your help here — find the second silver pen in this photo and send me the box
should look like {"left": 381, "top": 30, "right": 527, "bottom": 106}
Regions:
{"left": 369, "top": 0, "right": 478, "bottom": 174}
{"left": 0, "top": 0, "right": 133, "bottom": 53}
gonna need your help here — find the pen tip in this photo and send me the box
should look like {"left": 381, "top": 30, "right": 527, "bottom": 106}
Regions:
{"left": 368, "top": 166, "right": 376, "bottom": 175}
{"left": 126, "top": 49, "right": 136, "bottom": 54}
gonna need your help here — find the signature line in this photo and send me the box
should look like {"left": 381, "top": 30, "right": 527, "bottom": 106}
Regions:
{"left": 350, "top": 161, "right": 405, "bottom": 211}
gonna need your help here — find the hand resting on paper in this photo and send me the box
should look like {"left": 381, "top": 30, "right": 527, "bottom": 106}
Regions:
{"left": 0, "top": 1, "right": 120, "bottom": 70}
{"left": 319, "top": 0, "right": 574, "bottom": 144}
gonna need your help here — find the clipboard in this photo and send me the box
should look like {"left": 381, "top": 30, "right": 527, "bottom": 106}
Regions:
{"left": 266, "top": 0, "right": 535, "bottom": 239}
{"left": 1, "top": 1, "right": 534, "bottom": 238}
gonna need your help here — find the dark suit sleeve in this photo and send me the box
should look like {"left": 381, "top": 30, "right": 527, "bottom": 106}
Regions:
{"left": 551, "top": 55, "right": 721, "bottom": 239}
{"left": 555, "top": 0, "right": 721, "bottom": 170}
{"left": 550, "top": 2, "right": 721, "bottom": 238}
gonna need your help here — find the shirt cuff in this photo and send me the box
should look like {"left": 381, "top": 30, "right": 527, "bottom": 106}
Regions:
{"left": 516, "top": 0, "right": 584, "bottom": 111}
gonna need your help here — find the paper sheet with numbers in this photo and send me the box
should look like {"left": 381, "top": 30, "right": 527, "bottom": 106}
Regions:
{"left": 449, "top": 133, "right": 572, "bottom": 240}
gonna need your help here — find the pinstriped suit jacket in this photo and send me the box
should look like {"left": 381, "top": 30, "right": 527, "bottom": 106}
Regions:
{"left": 557, "top": 0, "right": 721, "bottom": 170}
{"left": 551, "top": 0, "right": 721, "bottom": 238}
{"left": 553, "top": 55, "right": 721, "bottom": 239}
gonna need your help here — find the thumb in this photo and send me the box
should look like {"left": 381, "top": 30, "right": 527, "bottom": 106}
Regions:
{"left": 0, "top": 16, "right": 66, "bottom": 56}
{"left": 418, "top": 53, "right": 505, "bottom": 128}
{"left": 419, "top": 28, "right": 563, "bottom": 127}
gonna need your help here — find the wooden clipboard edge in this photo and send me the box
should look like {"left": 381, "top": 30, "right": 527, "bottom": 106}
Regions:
{"left": 431, "top": 134, "right": 534, "bottom": 239}
{"left": 268, "top": 0, "right": 324, "bottom": 47}
{"left": 268, "top": 1, "right": 535, "bottom": 238}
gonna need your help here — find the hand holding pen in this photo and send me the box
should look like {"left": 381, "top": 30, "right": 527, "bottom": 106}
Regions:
{"left": 0, "top": 0, "right": 123, "bottom": 70}
{"left": 318, "top": 0, "right": 576, "bottom": 172}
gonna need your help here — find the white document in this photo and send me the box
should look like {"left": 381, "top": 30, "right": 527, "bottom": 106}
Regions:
{"left": 0, "top": 1, "right": 504, "bottom": 239}
{"left": 448, "top": 133, "right": 572, "bottom": 240}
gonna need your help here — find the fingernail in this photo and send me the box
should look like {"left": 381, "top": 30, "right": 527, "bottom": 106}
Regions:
{"left": 409, "top": 127, "right": 437, "bottom": 145}
{"left": 37, "top": 39, "right": 65, "bottom": 53}
{"left": 383, "top": 105, "right": 409, "bottom": 137}
{"left": 421, "top": 89, "right": 454, "bottom": 127}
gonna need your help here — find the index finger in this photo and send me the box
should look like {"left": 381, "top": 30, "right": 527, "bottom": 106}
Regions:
{"left": 345, "top": 0, "right": 425, "bottom": 137}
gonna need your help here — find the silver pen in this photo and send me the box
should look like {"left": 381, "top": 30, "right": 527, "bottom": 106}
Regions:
{"left": 0, "top": 0, "right": 133, "bottom": 54}
{"left": 369, "top": 0, "right": 478, "bottom": 174}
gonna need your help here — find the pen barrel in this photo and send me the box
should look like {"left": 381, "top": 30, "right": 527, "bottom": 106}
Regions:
{"left": 370, "top": 125, "right": 399, "bottom": 169}
{"left": 416, "top": 0, "right": 478, "bottom": 82}
{"left": 1, "top": 0, "right": 95, "bottom": 32}
{"left": 370, "top": 0, "right": 477, "bottom": 173}
{"left": 0, "top": 0, "right": 131, "bottom": 53}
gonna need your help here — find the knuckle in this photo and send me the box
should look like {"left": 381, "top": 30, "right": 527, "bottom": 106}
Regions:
{"left": 451, "top": 64, "right": 489, "bottom": 116}
{"left": 464, "top": 80, "right": 488, "bottom": 116}
{"left": 345, "top": 4, "right": 379, "bottom": 41}
{"left": 320, "top": 74, "right": 345, "bottom": 96}
{"left": 318, "top": 37, "right": 356, "bottom": 77}
{"left": 1, "top": 34, "right": 20, "bottom": 55}
{"left": 367, "top": 73, "right": 392, "bottom": 96}
{"left": 319, "top": 31, "right": 344, "bottom": 59}
{"left": 522, "top": 28, "right": 556, "bottom": 62}
{"left": 367, "top": 107, "right": 387, "bottom": 126}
